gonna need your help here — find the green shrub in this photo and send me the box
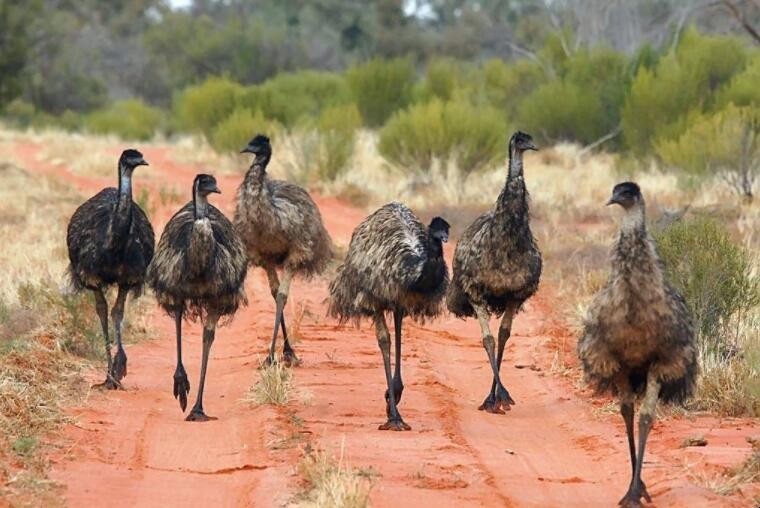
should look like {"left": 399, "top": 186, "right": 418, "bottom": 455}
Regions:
{"left": 516, "top": 81, "right": 605, "bottom": 144}
{"left": 314, "top": 103, "right": 362, "bottom": 181}
{"left": 174, "top": 77, "right": 243, "bottom": 137}
{"left": 480, "top": 58, "right": 547, "bottom": 118}
{"left": 347, "top": 57, "right": 415, "bottom": 127}
{"left": 656, "top": 104, "right": 760, "bottom": 199}
{"left": 2, "top": 99, "right": 36, "bottom": 128}
{"left": 676, "top": 27, "right": 747, "bottom": 96}
{"left": 654, "top": 217, "right": 759, "bottom": 357}
{"left": 717, "top": 55, "right": 760, "bottom": 108}
{"left": 238, "top": 71, "right": 348, "bottom": 128}
{"left": 422, "top": 58, "right": 470, "bottom": 102}
{"left": 85, "top": 100, "right": 162, "bottom": 141}
{"left": 379, "top": 99, "right": 507, "bottom": 176}
{"left": 210, "top": 109, "right": 280, "bottom": 153}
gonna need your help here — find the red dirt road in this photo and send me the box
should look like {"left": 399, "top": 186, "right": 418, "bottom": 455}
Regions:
{"left": 11, "top": 142, "right": 759, "bottom": 507}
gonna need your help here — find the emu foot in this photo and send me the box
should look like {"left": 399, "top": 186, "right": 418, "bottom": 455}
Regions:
{"left": 92, "top": 375, "right": 122, "bottom": 391}
{"left": 111, "top": 347, "right": 128, "bottom": 382}
{"left": 384, "top": 381, "right": 404, "bottom": 418}
{"left": 478, "top": 384, "right": 515, "bottom": 414}
{"left": 618, "top": 482, "right": 652, "bottom": 507}
{"left": 260, "top": 353, "right": 277, "bottom": 369}
{"left": 173, "top": 365, "right": 190, "bottom": 412}
{"left": 282, "top": 349, "right": 301, "bottom": 367}
{"left": 185, "top": 409, "right": 216, "bottom": 422}
{"left": 379, "top": 418, "right": 411, "bottom": 431}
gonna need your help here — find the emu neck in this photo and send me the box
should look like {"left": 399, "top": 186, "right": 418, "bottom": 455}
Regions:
{"left": 108, "top": 166, "right": 134, "bottom": 248}
{"left": 116, "top": 167, "right": 133, "bottom": 211}
{"left": 243, "top": 155, "right": 270, "bottom": 193}
{"left": 508, "top": 147, "right": 524, "bottom": 179}
{"left": 193, "top": 190, "right": 209, "bottom": 219}
{"left": 495, "top": 156, "right": 529, "bottom": 227}
{"left": 620, "top": 202, "right": 646, "bottom": 237}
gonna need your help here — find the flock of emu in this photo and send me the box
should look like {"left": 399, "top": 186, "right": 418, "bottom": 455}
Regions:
{"left": 65, "top": 131, "right": 697, "bottom": 507}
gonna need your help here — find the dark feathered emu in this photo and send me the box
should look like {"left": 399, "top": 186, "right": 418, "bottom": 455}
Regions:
{"left": 235, "top": 134, "right": 332, "bottom": 366}
{"left": 446, "top": 131, "right": 541, "bottom": 414}
{"left": 66, "top": 149, "right": 154, "bottom": 389}
{"left": 578, "top": 182, "right": 697, "bottom": 508}
{"left": 328, "top": 202, "right": 450, "bottom": 431}
{"left": 148, "top": 174, "right": 248, "bottom": 421}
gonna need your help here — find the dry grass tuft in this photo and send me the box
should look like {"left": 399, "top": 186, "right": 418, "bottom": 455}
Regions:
{"left": 296, "top": 443, "right": 375, "bottom": 508}
{"left": 247, "top": 360, "right": 294, "bottom": 406}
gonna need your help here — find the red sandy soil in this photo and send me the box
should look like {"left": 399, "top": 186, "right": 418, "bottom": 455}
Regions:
{"left": 8, "top": 141, "right": 760, "bottom": 507}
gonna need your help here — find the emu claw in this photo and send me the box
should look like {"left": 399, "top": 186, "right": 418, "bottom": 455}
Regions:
{"left": 379, "top": 418, "right": 411, "bottom": 431}
{"left": 618, "top": 481, "right": 651, "bottom": 507}
{"left": 173, "top": 365, "right": 190, "bottom": 412}
{"left": 93, "top": 374, "right": 122, "bottom": 391}
{"left": 111, "top": 347, "right": 128, "bottom": 382}
{"left": 478, "top": 384, "right": 515, "bottom": 414}
{"left": 185, "top": 409, "right": 215, "bottom": 422}
{"left": 282, "top": 349, "right": 301, "bottom": 367}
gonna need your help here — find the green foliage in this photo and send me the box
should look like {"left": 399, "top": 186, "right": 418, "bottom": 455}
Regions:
{"left": 676, "top": 28, "right": 747, "bottom": 96}
{"left": 347, "top": 57, "right": 415, "bottom": 127}
{"left": 174, "top": 77, "right": 243, "bottom": 137}
{"left": 0, "top": 1, "right": 39, "bottom": 107}
{"left": 516, "top": 81, "right": 605, "bottom": 144}
{"left": 656, "top": 104, "right": 760, "bottom": 198}
{"left": 238, "top": 71, "right": 349, "bottom": 127}
{"left": 422, "top": 58, "right": 471, "bottom": 102}
{"left": 314, "top": 103, "right": 362, "bottom": 181}
{"left": 3, "top": 98, "right": 37, "bottom": 128}
{"left": 84, "top": 100, "right": 162, "bottom": 141}
{"left": 12, "top": 437, "right": 37, "bottom": 457}
{"left": 717, "top": 55, "right": 760, "bottom": 108}
{"left": 211, "top": 109, "right": 280, "bottom": 153}
{"left": 379, "top": 99, "right": 507, "bottom": 176}
{"left": 655, "top": 217, "right": 759, "bottom": 357}
{"left": 480, "top": 58, "right": 547, "bottom": 119}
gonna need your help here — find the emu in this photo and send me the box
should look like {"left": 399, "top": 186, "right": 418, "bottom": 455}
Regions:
{"left": 578, "top": 182, "right": 697, "bottom": 507}
{"left": 66, "top": 149, "right": 154, "bottom": 389}
{"left": 235, "top": 134, "right": 332, "bottom": 366}
{"left": 446, "top": 131, "right": 541, "bottom": 413}
{"left": 148, "top": 174, "right": 248, "bottom": 421}
{"left": 328, "top": 203, "right": 449, "bottom": 430}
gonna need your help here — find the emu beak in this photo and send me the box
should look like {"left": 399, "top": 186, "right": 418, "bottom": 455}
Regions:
{"left": 211, "top": 185, "right": 221, "bottom": 194}
{"left": 240, "top": 146, "right": 254, "bottom": 154}
{"left": 441, "top": 232, "right": 449, "bottom": 243}
{"left": 606, "top": 196, "right": 618, "bottom": 206}
{"left": 139, "top": 159, "right": 149, "bottom": 167}
{"left": 527, "top": 142, "right": 538, "bottom": 151}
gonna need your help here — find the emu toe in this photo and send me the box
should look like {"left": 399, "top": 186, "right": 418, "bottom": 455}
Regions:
{"left": 379, "top": 418, "right": 411, "bottom": 431}
{"left": 173, "top": 365, "right": 191, "bottom": 412}
{"left": 618, "top": 482, "right": 651, "bottom": 507}
{"left": 185, "top": 410, "right": 216, "bottom": 422}
{"left": 282, "top": 349, "right": 301, "bottom": 367}
{"left": 111, "top": 347, "right": 128, "bottom": 382}
{"left": 93, "top": 375, "right": 122, "bottom": 391}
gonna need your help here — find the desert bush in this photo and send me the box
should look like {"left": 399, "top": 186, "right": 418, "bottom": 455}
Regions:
{"left": 2, "top": 99, "right": 37, "bottom": 128}
{"left": 676, "top": 28, "right": 747, "bottom": 97}
{"left": 297, "top": 447, "right": 373, "bottom": 508}
{"left": 717, "top": 55, "right": 760, "bottom": 109}
{"left": 517, "top": 81, "right": 606, "bottom": 144}
{"left": 379, "top": 99, "right": 506, "bottom": 177}
{"left": 210, "top": 109, "right": 280, "bottom": 153}
{"left": 174, "top": 77, "right": 243, "bottom": 137}
{"left": 656, "top": 104, "right": 760, "bottom": 200}
{"left": 248, "top": 360, "right": 293, "bottom": 406}
{"left": 347, "top": 57, "right": 415, "bottom": 127}
{"left": 238, "top": 71, "right": 348, "bottom": 128}
{"left": 85, "top": 99, "right": 162, "bottom": 141}
{"left": 480, "top": 58, "right": 547, "bottom": 119}
{"left": 422, "top": 58, "right": 472, "bottom": 102}
{"left": 654, "top": 217, "right": 759, "bottom": 357}
{"left": 313, "top": 103, "right": 362, "bottom": 181}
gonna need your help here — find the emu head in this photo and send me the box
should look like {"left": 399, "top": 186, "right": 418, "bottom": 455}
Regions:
{"left": 607, "top": 182, "right": 642, "bottom": 210}
{"left": 428, "top": 216, "right": 450, "bottom": 243}
{"left": 118, "top": 149, "right": 148, "bottom": 176}
{"left": 508, "top": 131, "right": 538, "bottom": 154}
{"left": 241, "top": 134, "right": 272, "bottom": 167}
{"left": 193, "top": 173, "right": 221, "bottom": 198}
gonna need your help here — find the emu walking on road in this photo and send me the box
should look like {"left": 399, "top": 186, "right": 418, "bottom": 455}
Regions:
{"left": 578, "top": 182, "right": 697, "bottom": 507}
{"left": 329, "top": 203, "right": 449, "bottom": 430}
{"left": 446, "top": 131, "right": 541, "bottom": 413}
{"left": 66, "top": 149, "right": 154, "bottom": 389}
{"left": 235, "top": 134, "right": 332, "bottom": 366}
{"left": 148, "top": 174, "right": 248, "bottom": 421}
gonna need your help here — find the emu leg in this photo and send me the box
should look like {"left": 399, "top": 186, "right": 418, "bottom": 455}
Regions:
{"left": 475, "top": 306, "right": 511, "bottom": 414}
{"left": 376, "top": 313, "right": 410, "bottom": 431}
{"left": 384, "top": 309, "right": 405, "bottom": 417}
{"left": 110, "top": 285, "right": 129, "bottom": 383}
{"left": 173, "top": 308, "right": 190, "bottom": 412}
{"left": 483, "top": 305, "right": 518, "bottom": 411}
{"left": 265, "top": 268, "right": 297, "bottom": 366}
{"left": 186, "top": 314, "right": 219, "bottom": 422}
{"left": 617, "top": 378, "right": 652, "bottom": 505}
{"left": 92, "top": 289, "right": 120, "bottom": 390}
{"left": 619, "top": 372, "right": 659, "bottom": 507}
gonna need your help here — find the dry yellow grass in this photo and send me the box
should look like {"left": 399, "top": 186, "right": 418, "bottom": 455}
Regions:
{"left": 295, "top": 443, "right": 375, "bottom": 508}
{"left": 247, "top": 360, "right": 294, "bottom": 406}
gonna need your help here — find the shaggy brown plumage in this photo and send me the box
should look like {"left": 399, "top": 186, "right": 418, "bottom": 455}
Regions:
{"left": 578, "top": 182, "right": 697, "bottom": 508}
{"left": 148, "top": 174, "right": 248, "bottom": 421}
{"left": 66, "top": 149, "right": 154, "bottom": 389}
{"left": 329, "top": 202, "right": 449, "bottom": 430}
{"left": 234, "top": 134, "right": 332, "bottom": 365}
{"left": 446, "top": 131, "right": 541, "bottom": 414}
